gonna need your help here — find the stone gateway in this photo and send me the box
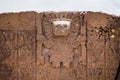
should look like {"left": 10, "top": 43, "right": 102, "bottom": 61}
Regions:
{"left": 0, "top": 11, "right": 120, "bottom": 80}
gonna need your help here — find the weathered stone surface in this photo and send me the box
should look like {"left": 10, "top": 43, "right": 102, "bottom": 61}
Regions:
{"left": 0, "top": 11, "right": 119, "bottom": 80}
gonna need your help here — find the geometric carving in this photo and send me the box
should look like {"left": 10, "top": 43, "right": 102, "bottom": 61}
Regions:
{"left": 0, "top": 30, "right": 17, "bottom": 80}
{"left": 0, "top": 30, "right": 36, "bottom": 80}
{"left": 17, "top": 30, "right": 36, "bottom": 80}
{"left": 0, "top": 30, "right": 17, "bottom": 50}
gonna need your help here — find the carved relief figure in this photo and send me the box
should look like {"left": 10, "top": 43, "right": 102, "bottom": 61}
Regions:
{"left": 40, "top": 16, "right": 81, "bottom": 67}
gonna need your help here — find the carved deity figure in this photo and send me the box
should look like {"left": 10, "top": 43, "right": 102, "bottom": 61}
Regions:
{"left": 40, "top": 19, "right": 81, "bottom": 67}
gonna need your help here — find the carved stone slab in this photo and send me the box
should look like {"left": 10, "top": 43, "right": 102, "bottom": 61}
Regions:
{"left": 0, "top": 12, "right": 119, "bottom": 80}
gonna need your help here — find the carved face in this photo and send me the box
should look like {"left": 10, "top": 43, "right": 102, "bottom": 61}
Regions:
{"left": 52, "top": 19, "right": 71, "bottom": 36}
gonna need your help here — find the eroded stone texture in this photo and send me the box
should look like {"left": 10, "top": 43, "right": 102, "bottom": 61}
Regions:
{"left": 0, "top": 11, "right": 120, "bottom": 80}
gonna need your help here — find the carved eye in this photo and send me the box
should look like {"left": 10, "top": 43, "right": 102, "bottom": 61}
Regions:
{"left": 63, "top": 24, "right": 67, "bottom": 29}
{"left": 56, "top": 25, "right": 61, "bottom": 29}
